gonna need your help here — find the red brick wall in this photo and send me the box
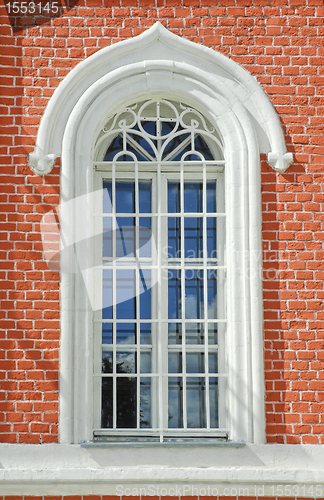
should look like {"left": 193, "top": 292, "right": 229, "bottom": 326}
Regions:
{"left": 1, "top": 0, "right": 324, "bottom": 444}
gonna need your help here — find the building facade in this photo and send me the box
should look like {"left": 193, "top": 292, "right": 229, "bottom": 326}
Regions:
{"left": 1, "top": 0, "right": 324, "bottom": 498}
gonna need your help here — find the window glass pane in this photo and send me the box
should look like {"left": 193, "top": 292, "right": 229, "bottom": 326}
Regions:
{"left": 101, "top": 378, "right": 113, "bottom": 428}
{"left": 116, "top": 351, "right": 136, "bottom": 374}
{"left": 168, "top": 216, "right": 181, "bottom": 258}
{"left": 207, "top": 270, "right": 217, "bottom": 319}
{"left": 207, "top": 217, "right": 217, "bottom": 259}
{"left": 102, "top": 351, "right": 113, "bottom": 373}
{"left": 186, "top": 353, "right": 205, "bottom": 374}
{"left": 186, "top": 323, "right": 204, "bottom": 345}
{"left": 102, "top": 269, "right": 112, "bottom": 319}
{"left": 139, "top": 218, "right": 151, "bottom": 258}
{"left": 208, "top": 324, "right": 218, "bottom": 345}
{"left": 194, "top": 135, "right": 214, "bottom": 161}
{"left": 168, "top": 323, "right": 182, "bottom": 345}
{"left": 139, "top": 181, "right": 151, "bottom": 213}
{"left": 140, "top": 378, "right": 151, "bottom": 428}
{"left": 116, "top": 323, "right": 136, "bottom": 344}
{"left": 116, "top": 270, "right": 136, "bottom": 319}
{"left": 117, "top": 377, "right": 136, "bottom": 428}
{"left": 140, "top": 352, "right": 151, "bottom": 373}
{"left": 184, "top": 217, "right": 203, "bottom": 258}
{"left": 206, "top": 181, "right": 216, "bottom": 213}
{"left": 140, "top": 323, "right": 151, "bottom": 344}
{"left": 209, "top": 352, "right": 218, "bottom": 374}
{"left": 187, "top": 377, "right": 206, "bottom": 428}
{"left": 116, "top": 218, "right": 135, "bottom": 257}
{"left": 209, "top": 377, "right": 219, "bottom": 428}
{"left": 103, "top": 181, "right": 112, "bottom": 213}
{"left": 168, "top": 182, "right": 180, "bottom": 213}
{"left": 102, "top": 324, "right": 113, "bottom": 344}
{"left": 184, "top": 182, "right": 202, "bottom": 213}
{"left": 185, "top": 269, "right": 204, "bottom": 319}
{"left": 103, "top": 218, "right": 112, "bottom": 257}
{"left": 139, "top": 269, "right": 151, "bottom": 319}
{"left": 168, "top": 270, "right": 181, "bottom": 319}
{"left": 168, "top": 352, "right": 182, "bottom": 373}
{"left": 168, "top": 377, "right": 183, "bottom": 428}
{"left": 116, "top": 181, "right": 135, "bottom": 213}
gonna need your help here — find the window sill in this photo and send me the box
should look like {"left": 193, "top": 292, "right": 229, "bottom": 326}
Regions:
{"left": 1, "top": 443, "right": 324, "bottom": 497}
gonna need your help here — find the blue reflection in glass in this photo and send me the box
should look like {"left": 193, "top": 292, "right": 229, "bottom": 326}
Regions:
{"left": 185, "top": 270, "right": 204, "bottom": 319}
{"left": 103, "top": 182, "right": 112, "bottom": 213}
{"left": 184, "top": 217, "right": 203, "bottom": 258}
{"left": 102, "top": 269, "right": 112, "bottom": 320}
{"left": 207, "top": 217, "right": 217, "bottom": 259}
{"left": 116, "top": 323, "right": 136, "bottom": 344}
{"left": 116, "top": 270, "right": 136, "bottom": 319}
{"left": 140, "top": 269, "right": 151, "bottom": 319}
{"left": 168, "top": 270, "right": 181, "bottom": 319}
{"left": 184, "top": 182, "right": 202, "bottom": 213}
{"left": 102, "top": 323, "right": 113, "bottom": 344}
{"left": 207, "top": 182, "right": 216, "bottom": 213}
{"left": 139, "top": 181, "right": 151, "bottom": 213}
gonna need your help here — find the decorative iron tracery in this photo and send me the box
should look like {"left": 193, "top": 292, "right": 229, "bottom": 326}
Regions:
{"left": 95, "top": 99, "right": 224, "bottom": 163}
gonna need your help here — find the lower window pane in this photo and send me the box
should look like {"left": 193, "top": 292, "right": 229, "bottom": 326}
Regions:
{"left": 102, "top": 351, "right": 113, "bottom": 373}
{"left": 117, "top": 376, "right": 136, "bottom": 428}
{"left": 168, "top": 377, "right": 183, "bottom": 428}
{"left": 209, "top": 377, "right": 219, "bottom": 428}
{"left": 140, "top": 377, "right": 151, "bottom": 428}
{"left": 101, "top": 377, "right": 113, "bottom": 428}
{"left": 187, "top": 377, "right": 206, "bottom": 428}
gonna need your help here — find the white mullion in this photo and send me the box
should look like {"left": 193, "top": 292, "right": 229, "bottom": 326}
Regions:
{"left": 180, "top": 161, "right": 187, "bottom": 430}
{"left": 112, "top": 163, "right": 117, "bottom": 430}
{"left": 203, "top": 162, "right": 210, "bottom": 429}
{"left": 157, "top": 121, "right": 164, "bottom": 443}
{"left": 135, "top": 161, "right": 140, "bottom": 429}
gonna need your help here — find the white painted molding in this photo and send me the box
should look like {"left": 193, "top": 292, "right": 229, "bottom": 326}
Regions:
{"left": 0, "top": 444, "right": 324, "bottom": 496}
{"left": 29, "top": 22, "right": 292, "bottom": 176}
{"left": 267, "top": 151, "right": 294, "bottom": 173}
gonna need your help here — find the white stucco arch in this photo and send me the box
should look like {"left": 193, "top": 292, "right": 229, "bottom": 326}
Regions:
{"left": 29, "top": 21, "right": 292, "bottom": 176}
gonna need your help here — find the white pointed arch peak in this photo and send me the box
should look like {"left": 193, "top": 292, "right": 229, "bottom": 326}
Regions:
{"left": 29, "top": 22, "right": 292, "bottom": 175}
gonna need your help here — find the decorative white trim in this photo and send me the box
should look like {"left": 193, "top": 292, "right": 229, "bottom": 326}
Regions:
{"left": 60, "top": 66, "right": 266, "bottom": 444}
{"left": 0, "top": 443, "right": 324, "bottom": 496}
{"left": 29, "top": 22, "right": 292, "bottom": 176}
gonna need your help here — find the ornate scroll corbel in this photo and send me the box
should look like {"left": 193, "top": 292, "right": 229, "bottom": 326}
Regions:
{"left": 28, "top": 147, "right": 57, "bottom": 176}
{"left": 267, "top": 151, "right": 293, "bottom": 174}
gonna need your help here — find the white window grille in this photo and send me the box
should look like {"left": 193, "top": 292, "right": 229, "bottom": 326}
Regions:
{"left": 92, "top": 99, "right": 227, "bottom": 441}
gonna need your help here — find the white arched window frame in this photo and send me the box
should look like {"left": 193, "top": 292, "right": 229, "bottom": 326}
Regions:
{"left": 29, "top": 23, "right": 293, "bottom": 445}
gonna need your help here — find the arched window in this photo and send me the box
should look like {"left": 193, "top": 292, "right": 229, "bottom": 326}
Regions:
{"left": 30, "top": 22, "right": 293, "bottom": 444}
{"left": 92, "top": 99, "right": 226, "bottom": 440}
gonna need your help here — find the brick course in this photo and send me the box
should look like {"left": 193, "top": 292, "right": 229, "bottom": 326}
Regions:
{"left": 1, "top": 0, "right": 324, "bottom": 445}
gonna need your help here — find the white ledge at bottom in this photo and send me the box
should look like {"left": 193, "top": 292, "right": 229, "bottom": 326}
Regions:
{"left": 0, "top": 444, "right": 324, "bottom": 496}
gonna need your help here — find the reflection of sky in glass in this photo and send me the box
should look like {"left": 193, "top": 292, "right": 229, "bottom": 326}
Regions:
{"left": 116, "top": 351, "right": 136, "bottom": 373}
{"left": 116, "top": 323, "right": 136, "bottom": 344}
{"left": 185, "top": 270, "right": 204, "bottom": 319}
{"left": 116, "top": 270, "right": 135, "bottom": 319}
{"left": 168, "top": 270, "right": 181, "bottom": 319}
